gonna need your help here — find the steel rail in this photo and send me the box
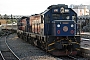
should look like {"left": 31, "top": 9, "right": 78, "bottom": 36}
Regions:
{"left": 5, "top": 34, "right": 20, "bottom": 60}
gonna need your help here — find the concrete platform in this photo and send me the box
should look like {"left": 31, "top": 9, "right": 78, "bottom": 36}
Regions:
{"left": 80, "top": 47, "right": 90, "bottom": 58}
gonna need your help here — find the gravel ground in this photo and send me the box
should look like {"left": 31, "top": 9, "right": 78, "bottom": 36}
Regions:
{"left": 6, "top": 34, "right": 61, "bottom": 60}
{"left": 0, "top": 33, "right": 89, "bottom": 60}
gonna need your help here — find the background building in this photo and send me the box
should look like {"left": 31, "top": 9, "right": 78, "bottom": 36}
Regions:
{"left": 69, "top": 4, "right": 90, "bottom": 16}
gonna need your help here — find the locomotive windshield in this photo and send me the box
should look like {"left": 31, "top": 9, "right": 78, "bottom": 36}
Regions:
{"left": 52, "top": 14, "right": 70, "bottom": 20}
{"left": 52, "top": 14, "right": 60, "bottom": 19}
{"left": 62, "top": 14, "right": 70, "bottom": 20}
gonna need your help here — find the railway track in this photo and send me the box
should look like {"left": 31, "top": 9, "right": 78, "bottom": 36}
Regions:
{"left": 54, "top": 55, "right": 88, "bottom": 60}
{"left": 67, "top": 55, "right": 89, "bottom": 60}
{"left": 0, "top": 51, "right": 3, "bottom": 60}
{"left": 0, "top": 30, "right": 89, "bottom": 60}
{"left": 7, "top": 33, "right": 89, "bottom": 60}
{"left": 0, "top": 32, "right": 20, "bottom": 60}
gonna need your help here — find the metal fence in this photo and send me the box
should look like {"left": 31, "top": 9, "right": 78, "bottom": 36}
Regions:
{"left": 78, "top": 15, "right": 90, "bottom": 32}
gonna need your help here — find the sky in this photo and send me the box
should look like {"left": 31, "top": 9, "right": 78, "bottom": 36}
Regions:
{"left": 0, "top": 0, "right": 90, "bottom": 15}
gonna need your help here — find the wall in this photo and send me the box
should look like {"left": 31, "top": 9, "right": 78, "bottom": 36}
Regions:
{"left": 0, "top": 19, "right": 7, "bottom": 24}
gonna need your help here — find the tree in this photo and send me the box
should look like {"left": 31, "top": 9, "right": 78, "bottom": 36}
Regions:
{"left": 4, "top": 14, "right": 8, "bottom": 19}
{"left": 0, "top": 14, "right": 2, "bottom": 19}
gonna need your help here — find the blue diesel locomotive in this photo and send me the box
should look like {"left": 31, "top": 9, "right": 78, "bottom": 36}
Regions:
{"left": 17, "top": 4, "right": 80, "bottom": 56}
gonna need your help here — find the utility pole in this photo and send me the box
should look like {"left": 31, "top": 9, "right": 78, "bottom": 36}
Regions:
{"left": 11, "top": 14, "right": 13, "bottom": 30}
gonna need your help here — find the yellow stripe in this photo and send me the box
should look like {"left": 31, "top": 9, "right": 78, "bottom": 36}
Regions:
{"left": 69, "top": 40, "right": 72, "bottom": 42}
{"left": 48, "top": 42, "right": 55, "bottom": 46}
{"left": 48, "top": 39, "right": 61, "bottom": 46}
{"left": 57, "top": 40, "right": 61, "bottom": 42}
{"left": 48, "top": 48, "right": 55, "bottom": 52}
{"left": 71, "top": 42, "right": 77, "bottom": 43}
{"left": 61, "top": 39, "right": 64, "bottom": 40}
{"left": 76, "top": 43, "right": 79, "bottom": 44}
{"left": 76, "top": 48, "right": 80, "bottom": 50}
{"left": 63, "top": 44, "right": 68, "bottom": 46}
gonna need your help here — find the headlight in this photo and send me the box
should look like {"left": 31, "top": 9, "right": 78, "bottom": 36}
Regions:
{"left": 57, "top": 24, "right": 60, "bottom": 27}
{"left": 60, "top": 7, "right": 64, "bottom": 13}
{"left": 71, "top": 24, "right": 74, "bottom": 27}
{"left": 63, "top": 26, "right": 68, "bottom": 32}
{"left": 66, "top": 16, "right": 69, "bottom": 19}
{"left": 65, "top": 9, "right": 69, "bottom": 12}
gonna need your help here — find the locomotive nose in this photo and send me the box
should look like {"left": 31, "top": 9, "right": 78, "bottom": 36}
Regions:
{"left": 54, "top": 39, "right": 69, "bottom": 50}
{"left": 54, "top": 38, "right": 79, "bottom": 50}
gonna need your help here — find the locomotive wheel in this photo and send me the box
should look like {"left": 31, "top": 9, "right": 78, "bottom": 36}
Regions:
{"left": 37, "top": 41, "right": 41, "bottom": 48}
{"left": 29, "top": 37, "right": 33, "bottom": 44}
{"left": 25, "top": 36, "right": 28, "bottom": 42}
{"left": 23, "top": 35, "right": 26, "bottom": 40}
{"left": 17, "top": 33, "right": 20, "bottom": 38}
{"left": 28, "top": 37, "right": 32, "bottom": 44}
{"left": 20, "top": 34, "right": 22, "bottom": 39}
{"left": 34, "top": 39, "right": 38, "bottom": 46}
{"left": 21, "top": 34, "right": 24, "bottom": 39}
